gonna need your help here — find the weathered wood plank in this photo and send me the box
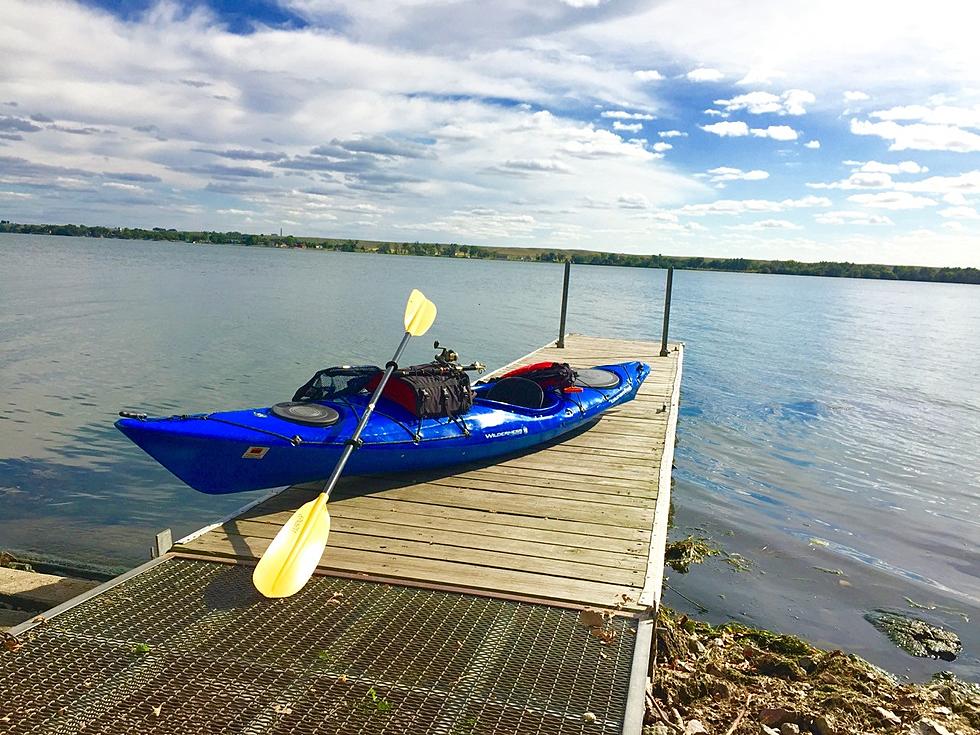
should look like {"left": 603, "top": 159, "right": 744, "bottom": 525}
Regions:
{"left": 0, "top": 568, "right": 98, "bottom": 610}
{"left": 243, "top": 493, "right": 651, "bottom": 543}
{"left": 180, "top": 531, "right": 641, "bottom": 609}
{"left": 222, "top": 519, "right": 644, "bottom": 585}
{"left": 233, "top": 513, "right": 647, "bottom": 567}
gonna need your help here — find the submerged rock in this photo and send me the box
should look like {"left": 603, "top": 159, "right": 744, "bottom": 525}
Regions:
{"left": 864, "top": 610, "right": 961, "bottom": 661}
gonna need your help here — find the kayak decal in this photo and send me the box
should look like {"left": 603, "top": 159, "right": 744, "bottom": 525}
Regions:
{"left": 243, "top": 446, "right": 270, "bottom": 459}
{"left": 484, "top": 426, "right": 529, "bottom": 440}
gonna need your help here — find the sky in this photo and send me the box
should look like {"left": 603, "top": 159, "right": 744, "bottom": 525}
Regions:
{"left": 1, "top": 1, "right": 979, "bottom": 266}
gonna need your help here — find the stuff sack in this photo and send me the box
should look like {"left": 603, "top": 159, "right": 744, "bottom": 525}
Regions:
{"left": 366, "top": 363, "right": 474, "bottom": 419}
{"left": 499, "top": 361, "right": 577, "bottom": 390}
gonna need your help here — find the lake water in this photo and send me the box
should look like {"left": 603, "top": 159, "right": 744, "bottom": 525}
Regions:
{"left": 1, "top": 233, "right": 977, "bottom": 680}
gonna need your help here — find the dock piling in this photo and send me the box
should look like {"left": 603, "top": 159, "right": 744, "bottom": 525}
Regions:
{"left": 556, "top": 260, "right": 570, "bottom": 348}
{"left": 660, "top": 266, "right": 673, "bottom": 357}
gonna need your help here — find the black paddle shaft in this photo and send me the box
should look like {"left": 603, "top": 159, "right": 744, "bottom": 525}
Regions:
{"left": 320, "top": 331, "right": 412, "bottom": 501}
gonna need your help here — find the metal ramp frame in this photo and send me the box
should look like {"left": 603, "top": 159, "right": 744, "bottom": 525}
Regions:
{"left": 2, "top": 556, "right": 640, "bottom": 734}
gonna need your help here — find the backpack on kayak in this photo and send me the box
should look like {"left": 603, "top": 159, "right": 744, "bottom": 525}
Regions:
{"left": 360, "top": 363, "right": 474, "bottom": 419}
{"left": 498, "top": 361, "right": 577, "bottom": 390}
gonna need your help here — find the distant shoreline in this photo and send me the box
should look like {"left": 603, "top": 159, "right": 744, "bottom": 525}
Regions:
{"left": 2, "top": 220, "right": 978, "bottom": 285}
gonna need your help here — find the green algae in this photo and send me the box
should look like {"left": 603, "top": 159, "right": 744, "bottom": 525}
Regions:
{"left": 664, "top": 536, "right": 720, "bottom": 573}
{"left": 864, "top": 609, "right": 962, "bottom": 661}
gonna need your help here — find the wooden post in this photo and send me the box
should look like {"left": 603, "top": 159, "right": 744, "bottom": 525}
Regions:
{"left": 659, "top": 267, "right": 673, "bottom": 357}
{"left": 556, "top": 260, "right": 571, "bottom": 348}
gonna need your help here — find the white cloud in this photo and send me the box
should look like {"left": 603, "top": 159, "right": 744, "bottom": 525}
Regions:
{"left": 601, "top": 110, "right": 655, "bottom": 120}
{"left": 701, "top": 121, "right": 749, "bottom": 137}
{"left": 705, "top": 167, "right": 770, "bottom": 184}
{"left": 714, "top": 89, "right": 815, "bottom": 116}
{"left": 658, "top": 130, "right": 687, "bottom": 138}
{"left": 634, "top": 69, "right": 664, "bottom": 81}
{"left": 808, "top": 172, "right": 894, "bottom": 189}
{"left": 686, "top": 67, "right": 724, "bottom": 82}
{"left": 871, "top": 104, "right": 980, "bottom": 129}
{"left": 850, "top": 119, "right": 980, "bottom": 152}
{"left": 858, "top": 160, "right": 926, "bottom": 175}
{"left": 815, "top": 210, "right": 894, "bottom": 225}
{"left": 804, "top": 140, "right": 820, "bottom": 149}
{"left": 938, "top": 206, "right": 979, "bottom": 219}
{"left": 847, "top": 192, "right": 937, "bottom": 209}
{"left": 808, "top": 160, "right": 930, "bottom": 190}
{"left": 612, "top": 121, "right": 642, "bottom": 132}
{"left": 560, "top": 0, "right": 603, "bottom": 6}
{"left": 678, "top": 195, "right": 830, "bottom": 216}
{"left": 652, "top": 141, "right": 673, "bottom": 152}
{"left": 617, "top": 193, "right": 651, "bottom": 209}
{"left": 843, "top": 91, "right": 870, "bottom": 102}
{"left": 499, "top": 158, "right": 574, "bottom": 174}
{"left": 894, "top": 170, "right": 980, "bottom": 195}
{"left": 750, "top": 125, "right": 799, "bottom": 141}
{"left": 729, "top": 219, "right": 801, "bottom": 230}
{"left": 736, "top": 68, "right": 785, "bottom": 86}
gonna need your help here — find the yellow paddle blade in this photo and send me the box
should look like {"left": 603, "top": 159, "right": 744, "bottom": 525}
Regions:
{"left": 404, "top": 288, "right": 437, "bottom": 336}
{"left": 252, "top": 495, "right": 331, "bottom": 598}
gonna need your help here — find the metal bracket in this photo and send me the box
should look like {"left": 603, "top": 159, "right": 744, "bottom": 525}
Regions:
{"left": 150, "top": 528, "right": 173, "bottom": 559}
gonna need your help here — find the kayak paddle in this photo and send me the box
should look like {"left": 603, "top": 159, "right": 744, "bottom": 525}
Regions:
{"left": 252, "top": 289, "right": 437, "bottom": 598}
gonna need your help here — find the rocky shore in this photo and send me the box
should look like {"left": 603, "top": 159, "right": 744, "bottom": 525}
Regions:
{"left": 646, "top": 604, "right": 978, "bottom": 735}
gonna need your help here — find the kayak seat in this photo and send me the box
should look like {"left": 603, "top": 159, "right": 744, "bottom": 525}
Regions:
{"left": 484, "top": 377, "right": 544, "bottom": 409}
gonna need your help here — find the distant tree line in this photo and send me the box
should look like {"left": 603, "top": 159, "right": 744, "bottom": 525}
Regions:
{"left": 2, "top": 220, "right": 977, "bottom": 284}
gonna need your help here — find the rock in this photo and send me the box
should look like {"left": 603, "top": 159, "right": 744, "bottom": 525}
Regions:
{"left": 798, "top": 655, "right": 818, "bottom": 673}
{"left": 916, "top": 719, "right": 954, "bottom": 735}
{"left": 810, "top": 714, "right": 836, "bottom": 735}
{"left": 760, "top": 726, "right": 780, "bottom": 735}
{"left": 709, "top": 679, "right": 731, "bottom": 699}
{"left": 759, "top": 708, "right": 796, "bottom": 727}
{"left": 705, "top": 661, "right": 725, "bottom": 677}
{"left": 752, "top": 653, "right": 807, "bottom": 680}
{"left": 779, "top": 725, "right": 800, "bottom": 735}
{"left": 685, "top": 720, "right": 707, "bottom": 734}
{"left": 581, "top": 711, "right": 597, "bottom": 723}
{"left": 873, "top": 706, "right": 901, "bottom": 728}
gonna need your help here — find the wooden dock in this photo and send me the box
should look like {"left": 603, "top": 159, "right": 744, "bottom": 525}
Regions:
{"left": 174, "top": 334, "right": 682, "bottom": 615}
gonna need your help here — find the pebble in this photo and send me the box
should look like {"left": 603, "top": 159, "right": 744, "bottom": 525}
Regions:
{"left": 811, "top": 714, "right": 836, "bottom": 735}
{"left": 759, "top": 707, "right": 796, "bottom": 727}
{"left": 760, "top": 726, "right": 780, "bottom": 735}
{"left": 916, "top": 719, "right": 954, "bottom": 735}
{"left": 685, "top": 720, "right": 707, "bottom": 735}
{"left": 873, "top": 706, "right": 902, "bottom": 728}
{"left": 780, "top": 724, "right": 800, "bottom": 735}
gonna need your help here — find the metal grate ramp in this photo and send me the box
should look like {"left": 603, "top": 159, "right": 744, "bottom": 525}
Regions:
{"left": 1, "top": 557, "right": 637, "bottom": 734}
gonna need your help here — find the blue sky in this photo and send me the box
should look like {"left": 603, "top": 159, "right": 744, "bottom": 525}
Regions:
{"left": 2, "top": 0, "right": 979, "bottom": 266}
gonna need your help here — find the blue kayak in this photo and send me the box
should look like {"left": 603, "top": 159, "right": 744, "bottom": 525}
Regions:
{"left": 116, "top": 360, "right": 650, "bottom": 495}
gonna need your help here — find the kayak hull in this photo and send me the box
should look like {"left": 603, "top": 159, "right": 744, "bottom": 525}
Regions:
{"left": 116, "top": 361, "right": 650, "bottom": 495}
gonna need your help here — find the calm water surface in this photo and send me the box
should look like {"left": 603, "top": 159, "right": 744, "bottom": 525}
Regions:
{"left": 1, "top": 234, "right": 978, "bottom": 680}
